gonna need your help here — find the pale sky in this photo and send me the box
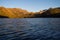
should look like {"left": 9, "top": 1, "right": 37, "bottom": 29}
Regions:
{"left": 0, "top": 0, "right": 60, "bottom": 12}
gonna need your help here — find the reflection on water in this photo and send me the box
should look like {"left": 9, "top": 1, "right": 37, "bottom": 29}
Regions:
{"left": 0, "top": 18, "right": 60, "bottom": 40}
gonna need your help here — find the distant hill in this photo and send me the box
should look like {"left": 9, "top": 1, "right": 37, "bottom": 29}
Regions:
{"left": 34, "top": 7, "right": 60, "bottom": 18}
{"left": 0, "top": 6, "right": 60, "bottom": 18}
{"left": 41, "top": 7, "right": 60, "bottom": 17}
{"left": 0, "top": 7, "right": 29, "bottom": 18}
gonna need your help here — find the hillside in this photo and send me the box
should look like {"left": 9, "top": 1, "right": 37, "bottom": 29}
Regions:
{"left": 33, "top": 7, "right": 60, "bottom": 18}
{"left": 0, "top": 7, "right": 29, "bottom": 18}
{"left": 0, "top": 7, "right": 60, "bottom": 18}
{"left": 41, "top": 7, "right": 60, "bottom": 17}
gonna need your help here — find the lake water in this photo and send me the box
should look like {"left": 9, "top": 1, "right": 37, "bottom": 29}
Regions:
{"left": 0, "top": 18, "right": 60, "bottom": 40}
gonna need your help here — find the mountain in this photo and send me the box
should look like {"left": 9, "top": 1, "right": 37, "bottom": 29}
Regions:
{"left": 0, "top": 6, "right": 60, "bottom": 18}
{"left": 41, "top": 7, "right": 60, "bottom": 17}
{"left": 33, "top": 7, "right": 60, "bottom": 18}
{"left": 0, "top": 7, "right": 29, "bottom": 18}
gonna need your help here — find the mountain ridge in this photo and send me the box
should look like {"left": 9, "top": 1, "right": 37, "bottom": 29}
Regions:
{"left": 0, "top": 6, "right": 60, "bottom": 18}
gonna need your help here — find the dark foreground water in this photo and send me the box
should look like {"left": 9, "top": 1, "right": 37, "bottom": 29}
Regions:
{"left": 0, "top": 18, "right": 60, "bottom": 40}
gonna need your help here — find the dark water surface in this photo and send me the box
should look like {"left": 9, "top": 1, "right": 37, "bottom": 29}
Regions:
{"left": 0, "top": 18, "right": 60, "bottom": 40}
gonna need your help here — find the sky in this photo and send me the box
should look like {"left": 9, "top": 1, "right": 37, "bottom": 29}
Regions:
{"left": 0, "top": 0, "right": 60, "bottom": 12}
